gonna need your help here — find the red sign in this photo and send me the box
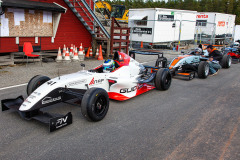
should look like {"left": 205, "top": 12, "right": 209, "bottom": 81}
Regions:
{"left": 196, "top": 15, "right": 208, "bottom": 18}
{"left": 217, "top": 21, "right": 225, "bottom": 27}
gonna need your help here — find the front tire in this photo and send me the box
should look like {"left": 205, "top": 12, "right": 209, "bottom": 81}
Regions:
{"left": 198, "top": 61, "right": 209, "bottom": 79}
{"left": 221, "top": 54, "right": 231, "bottom": 68}
{"left": 81, "top": 88, "right": 109, "bottom": 121}
{"left": 154, "top": 68, "right": 172, "bottom": 90}
{"left": 27, "top": 75, "right": 50, "bottom": 95}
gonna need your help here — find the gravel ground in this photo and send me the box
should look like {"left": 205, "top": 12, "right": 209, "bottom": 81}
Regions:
{"left": 0, "top": 51, "right": 179, "bottom": 88}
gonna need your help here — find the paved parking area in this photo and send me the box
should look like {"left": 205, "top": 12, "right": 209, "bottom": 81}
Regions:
{"left": 0, "top": 51, "right": 239, "bottom": 160}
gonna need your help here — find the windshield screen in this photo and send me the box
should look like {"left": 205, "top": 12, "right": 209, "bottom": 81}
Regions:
{"left": 111, "top": 5, "right": 125, "bottom": 18}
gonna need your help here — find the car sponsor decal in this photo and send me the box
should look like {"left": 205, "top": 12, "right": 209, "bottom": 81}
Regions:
{"left": 67, "top": 79, "right": 87, "bottom": 87}
{"left": 42, "top": 96, "right": 61, "bottom": 105}
{"left": 120, "top": 86, "right": 137, "bottom": 93}
{"left": 49, "top": 112, "right": 72, "bottom": 132}
{"left": 89, "top": 78, "right": 104, "bottom": 86}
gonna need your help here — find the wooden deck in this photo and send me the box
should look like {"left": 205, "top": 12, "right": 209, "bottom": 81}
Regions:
{"left": 0, "top": 51, "right": 58, "bottom": 66}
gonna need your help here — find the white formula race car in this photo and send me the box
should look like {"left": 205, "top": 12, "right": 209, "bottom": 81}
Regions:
{"left": 1, "top": 51, "right": 172, "bottom": 132}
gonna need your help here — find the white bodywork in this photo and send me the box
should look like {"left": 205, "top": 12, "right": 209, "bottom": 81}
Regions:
{"left": 19, "top": 57, "right": 143, "bottom": 112}
{"left": 196, "top": 12, "right": 236, "bottom": 36}
{"left": 128, "top": 8, "right": 197, "bottom": 43}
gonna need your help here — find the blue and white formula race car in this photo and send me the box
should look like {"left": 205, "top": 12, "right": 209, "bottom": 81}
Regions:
{"left": 1, "top": 51, "right": 172, "bottom": 132}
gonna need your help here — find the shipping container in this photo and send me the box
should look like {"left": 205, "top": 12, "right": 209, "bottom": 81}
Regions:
{"left": 128, "top": 8, "right": 197, "bottom": 48}
{"left": 196, "top": 12, "right": 236, "bottom": 45}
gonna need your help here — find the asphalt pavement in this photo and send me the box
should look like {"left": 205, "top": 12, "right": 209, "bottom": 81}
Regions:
{"left": 0, "top": 54, "right": 239, "bottom": 160}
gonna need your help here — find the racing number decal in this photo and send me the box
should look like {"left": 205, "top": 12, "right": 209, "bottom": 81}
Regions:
{"left": 47, "top": 81, "right": 56, "bottom": 86}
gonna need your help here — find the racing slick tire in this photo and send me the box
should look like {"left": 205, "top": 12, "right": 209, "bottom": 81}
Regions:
{"left": 221, "top": 54, "right": 231, "bottom": 68}
{"left": 197, "top": 61, "right": 209, "bottom": 79}
{"left": 154, "top": 68, "right": 172, "bottom": 91}
{"left": 27, "top": 75, "right": 50, "bottom": 96}
{"left": 81, "top": 88, "right": 109, "bottom": 122}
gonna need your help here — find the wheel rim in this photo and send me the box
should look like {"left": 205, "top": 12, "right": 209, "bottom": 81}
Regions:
{"left": 165, "top": 73, "right": 171, "bottom": 86}
{"left": 228, "top": 58, "right": 232, "bottom": 67}
{"left": 205, "top": 64, "right": 209, "bottom": 76}
{"left": 94, "top": 95, "right": 107, "bottom": 116}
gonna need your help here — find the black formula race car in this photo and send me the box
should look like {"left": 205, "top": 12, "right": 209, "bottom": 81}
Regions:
{"left": 168, "top": 51, "right": 231, "bottom": 80}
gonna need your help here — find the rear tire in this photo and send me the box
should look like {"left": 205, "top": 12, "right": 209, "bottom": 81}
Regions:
{"left": 27, "top": 75, "right": 50, "bottom": 96}
{"left": 198, "top": 61, "right": 209, "bottom": 79}
{"left": 221, "top": 54, "right": 231, "bottom": 68}
{"left": 154, "top": 68, "right": 172, "bottom": 90}
{"left": 81, "top": 88, "right": 109, "bottom": 121}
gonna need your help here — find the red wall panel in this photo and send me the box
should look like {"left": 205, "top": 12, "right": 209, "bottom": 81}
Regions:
{"left": 0, "top": 0, "right": 93, "bottom": 53}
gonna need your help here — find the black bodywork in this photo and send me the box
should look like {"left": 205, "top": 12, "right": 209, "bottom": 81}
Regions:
{"left": 1, "top": 87, "right": 87, "bottom": 132}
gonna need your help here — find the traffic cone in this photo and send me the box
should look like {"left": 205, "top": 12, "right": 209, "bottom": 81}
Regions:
{"left": 89, "top": 47, "right": 93, "bottom": 57}
{"left": 140, "top": 41, "right": 143, "bottom": 48}
{"left": 78, "top": 43, "right": 84, "bottom": 61}
{"left": 69, "top": 44, "right": 73, "bottom": 58}
{"left": 98, "top": 45, "right": 103, "bottom": 60}
{"left": 56, "top": 47, "right": 63, "bottom": 62}
{"left": 62, "top": 44, "right": 66, "bottom": 58}
{"left": 78, "top": 43, "right": 84, "bottom": 56}
{"left": 72, "top": 47, "right": 79, "bottom": 61}
{"left": 85, "top": 47, "right": 90, "bottom": 58}
{"left": 95, "top": 47, "right": 99, "bottom": 59}
{"left": 64, "top": 47, "right": 71, "bottom": 61}
{"left": 70, "top": 44, "right": 73, "bottom": 53}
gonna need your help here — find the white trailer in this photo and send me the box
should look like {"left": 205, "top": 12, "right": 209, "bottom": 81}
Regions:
{"left": 128, "top": 8, "right": 197, "bottom": 47}
{"left": 196, "top": 12, "right": 236, "bottom": 44}
{"left": 234, "top": 25, "right": 240, "bottom": 42}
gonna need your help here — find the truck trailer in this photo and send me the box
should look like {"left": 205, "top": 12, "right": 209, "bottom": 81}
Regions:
{"left": 128, "top": 8, "right": 197, "bottom": 48}
{"left": 196, "top": 12, "right": 236, "bottom": 45}
{"left": 234, "top": 25, "right": 240, "bottom": 42}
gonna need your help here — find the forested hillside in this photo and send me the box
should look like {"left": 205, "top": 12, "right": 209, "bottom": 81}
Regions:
{"left": 106, "top": 0, "right": 240, "bottom": 24}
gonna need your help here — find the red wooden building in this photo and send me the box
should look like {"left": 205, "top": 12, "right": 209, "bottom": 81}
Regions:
{"left": 0, "top": 0, "right": 96, "bottom": 53}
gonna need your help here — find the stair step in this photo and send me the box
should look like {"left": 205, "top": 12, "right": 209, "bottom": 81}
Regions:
{"left": 95, "top": 37, "right": 109, "bottom": 41}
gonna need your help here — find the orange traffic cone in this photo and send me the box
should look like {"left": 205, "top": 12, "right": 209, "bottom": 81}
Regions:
{"left": 56, "top": 47, "right": 63, "bottom": 62}
{"left": 72, "top": 47, "right": 79, "bottom": 61}
{"left": 140, "top": 41, "right": 143, "bottom": 48}
{"left": 85, "top": 47, "right": 90, "bottom": 58}
{"left": 70, "top": 44, "right": 73, "bottom": 53}
{"left": 63, "top": 44, "right": 66, "bottom": 57}
{"left": 78, "top": 43, "right": 84, "bottom": 56}
{"left": 78, "top": 43, "right": 84, "bottom": 61}
{"left": 89, "top": 47, "right": 93, "bottom": 57}
{"left": 69, "top": 44, "right": 73, "bottom": 58}
{"left": 95, "top": 47, "right": 99, "bottom": 59}
{"left": 98, "top": 45, "right": 103, "bottom": 60}
{"left": 64, "top": 47, "right": 71, "bottom": 61}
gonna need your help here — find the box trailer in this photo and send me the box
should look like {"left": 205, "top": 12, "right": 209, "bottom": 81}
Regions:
{"left": 234, "top": 25, "right": 240, "bottom": 42}
{"left": 196, "top": 12, "right": 236, "bottom": 45}
{"left": 128, "top": 8, "right": 197, "bottom": 48}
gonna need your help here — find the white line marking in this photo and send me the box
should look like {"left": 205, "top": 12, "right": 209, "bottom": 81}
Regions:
{"left": 0, "top": 83, "right": 27, "bottom": 91}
